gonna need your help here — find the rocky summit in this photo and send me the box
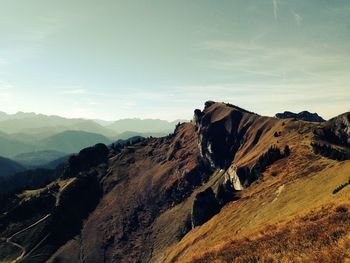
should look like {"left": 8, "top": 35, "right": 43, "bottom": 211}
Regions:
{"left": 1, "top": 102, "right": 350, "bottom": 262}
{"left": 275, "top": 110, "right": 325, "bottom": 122}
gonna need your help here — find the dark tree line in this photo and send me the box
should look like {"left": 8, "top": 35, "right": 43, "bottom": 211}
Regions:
{"left": 237, "top": 145, "right": 290, "bottom": 187}
{"left": 252, "top": 145, "right": 290, "bottom": 176}
{"left": 311, "top": 142, "right": 350, "bottom": 161}
{"left": 333, "top": 178, "right": 350, "bottom": 194}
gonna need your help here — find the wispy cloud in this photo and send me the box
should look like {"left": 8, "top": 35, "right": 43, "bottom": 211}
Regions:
{"left": 201, "top": 39, "right": 348, "bottom": 79}
{"left": 0, "top": 16, "right": 63, "bottom": 65}
{"left": 273, "top": 0, "right": 279, "bottom": 20}
{"left": 292, "top": 11, "right": 303, "bottom": 26}
{"left": 193, "top": 37, "right": 350, "bottom": 119}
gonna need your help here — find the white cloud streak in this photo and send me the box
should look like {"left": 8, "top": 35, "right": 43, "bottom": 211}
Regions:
{"left": 292, "top": 11, "right": 303, "bottom": 26}
{"left": 273, "top": 0, "right": 279, "bottom": 20}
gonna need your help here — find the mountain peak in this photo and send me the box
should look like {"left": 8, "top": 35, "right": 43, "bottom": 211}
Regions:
{"left": 275, "top": 110, "right": 325, "bottom": 122}
{"left": 1, "top": 102, "right": 350, "bottom": 263}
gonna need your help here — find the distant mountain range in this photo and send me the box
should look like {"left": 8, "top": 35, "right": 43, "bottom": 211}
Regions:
{"left": 0, "top": 111, "right": 185, "bottom": 137}
{"left": 13, "top": 150, "right": 68, "bottom": 168}
{"left": 0, "top": 102, "right": 348, "bottom": 262}
{"left": 0, "top": 111, "right": 117, "bottom": 137}
{"left": 106, "top": 118, "right": 186, "bottom": 133}
{"left": 0, "top": 111, "right": 184, "bottom": 167}
{"left": 0, "top": 130, "right": 113, "bottom": 158}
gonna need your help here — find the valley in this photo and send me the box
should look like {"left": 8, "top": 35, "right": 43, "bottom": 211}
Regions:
{"left": 0, "top": 101, "right": 349, "bottom": 262}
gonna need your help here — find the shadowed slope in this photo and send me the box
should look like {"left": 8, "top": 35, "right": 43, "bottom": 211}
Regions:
{"left": 1, "top": 102, "right": 349, "bottom": 263}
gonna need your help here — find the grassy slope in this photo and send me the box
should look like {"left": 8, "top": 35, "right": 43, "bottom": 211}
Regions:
{"left": 1, "top": 103, "right": 349, "bottom": 262}
{"left": 165, "top": 113, "right": 350, "bottom": 262}
{"left": 191, "top": 202, "right": 350, "bottom": 262}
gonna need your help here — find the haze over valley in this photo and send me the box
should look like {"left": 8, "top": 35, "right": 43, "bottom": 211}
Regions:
{"left": 0, "top": 111, "right": 183, "bottom": 170}
{"left": 0, "top": 1, "right": 350, "bottom": 262}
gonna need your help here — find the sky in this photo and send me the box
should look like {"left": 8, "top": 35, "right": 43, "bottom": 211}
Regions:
{"left": 0, "top": 0, "right": 349, "bottom": 121}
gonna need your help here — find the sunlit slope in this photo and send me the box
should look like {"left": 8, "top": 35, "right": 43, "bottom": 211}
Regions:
{"left": 165, "top": 104, "right": 350, "bottom": 262}
{"left": 1, "top": 102, "right": 349, "bottom": 263}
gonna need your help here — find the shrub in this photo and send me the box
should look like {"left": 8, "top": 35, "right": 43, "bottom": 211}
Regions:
{"left": 333, "top": 178, "right": 350, "bottom": 194}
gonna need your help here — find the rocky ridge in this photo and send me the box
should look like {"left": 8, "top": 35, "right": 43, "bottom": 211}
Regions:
{"left": 275, "top": 110, "right": 325, "bottom": 122}
{"left": 0, "top": 101, "right": 349, "bottom": 263}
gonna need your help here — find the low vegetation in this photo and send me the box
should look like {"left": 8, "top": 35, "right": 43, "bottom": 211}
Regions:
{"left": 237, "top": 145, "right": 290, "bottom": 186}
{"left": 190, "top": 204, "right": 350, "bottom": 263}
{"left": 312, "top": 142, "right": 350, "bottom": 161}
{"left": 333, "top": 178, "right": 350, "bottom": 194}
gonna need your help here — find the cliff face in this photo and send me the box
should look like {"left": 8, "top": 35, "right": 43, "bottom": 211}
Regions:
{"left": 312, "top": 112, "right": 350, "bottom": 161}
{"left": 1, "top": 102, "right": 350, "bottom": 263}
{"left": 51, "top": 103, "right": 290, "bottom": 262}
{"left": 193, "top": 102, "right": 250, "bottom": 169}
{"left": 315, "top": 112, "right": 350, "bottom": 147}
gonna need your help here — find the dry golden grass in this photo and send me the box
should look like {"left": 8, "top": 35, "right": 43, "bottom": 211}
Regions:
{"left": 165, "top": 108, "right": 350, "bottom": 262}
{"left": 189, "top": 203, "right": 350, "bottom": 263}
{"left": 17, "top": 178, "right": 76, "bottom": 199}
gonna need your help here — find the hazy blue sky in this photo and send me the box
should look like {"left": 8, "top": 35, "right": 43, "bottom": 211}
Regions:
{"left": 0, "top": 0, "right": 349, "bottom": 120}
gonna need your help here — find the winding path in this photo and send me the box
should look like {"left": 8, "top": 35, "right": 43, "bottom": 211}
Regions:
{"left": 4, "top": 214, "right": 51, "bottom": 263}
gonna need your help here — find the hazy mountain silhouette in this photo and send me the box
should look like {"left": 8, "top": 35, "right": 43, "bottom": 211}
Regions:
{"left": 0, "top": 130, "right": 113, "bottom": 159}
{"left": 0, "top": 156, "right": 25, "bottom": 177}
{"left": 14, "top": 150, "right": 67, "bottom": 167}
{"left": 107, "top": 118, "right": 186, "bottom": 133}
{"left": 0, "top": 113, "right": 117, "bottom": 137}
{"left": 36, "top": 130, "right": 113, "bottom": 153}
{"left": 0, "top": 102, "right": 349, "bottom": 262}
{"left": 0, "top": 133, "right": 33, "bottom": 157}
{"left": 0, "top": 112, "right": 184, "bottom": 160}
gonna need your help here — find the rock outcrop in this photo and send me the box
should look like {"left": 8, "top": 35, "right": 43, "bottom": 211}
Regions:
{"left": 312, "top": 112, "right": 350, "bottom": 160}
{"left": 193, "top": 102, "right": 254, "bottom": 169}
{"left": 191, "top": 187, "right": 220, "bottom": 227}
{"left": 275, "top": 111, "right": 325, "bottom": 122}
{"left": 4, "top": 101, "right": 345, "bottom": 263}
{"left": 314, "top": 112, "right": 350, "bottom": 147}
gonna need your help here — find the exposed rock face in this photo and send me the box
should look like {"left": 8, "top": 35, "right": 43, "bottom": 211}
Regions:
{"left": 311, "top": 112, "right": 350, "bottom": 160}
{"left": 314, "top": 112, "right": 350, "bottom": 147}
{"left": 193, "top": 102, "right": 253, "bottom": 169}
{"left": 214, "top": 167, "right": 241, "bottom": 206}
{"left": 224, "top": 165, "right": 244, "bottom": 191}
{"left": 1, "top": 101, "right": 319, "bottom": 263}
{"left": 191, "top": 187, "right": 220, "bottom": 227}
{"left": 275, "top": 111, "right": 325, "bottom": 122}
